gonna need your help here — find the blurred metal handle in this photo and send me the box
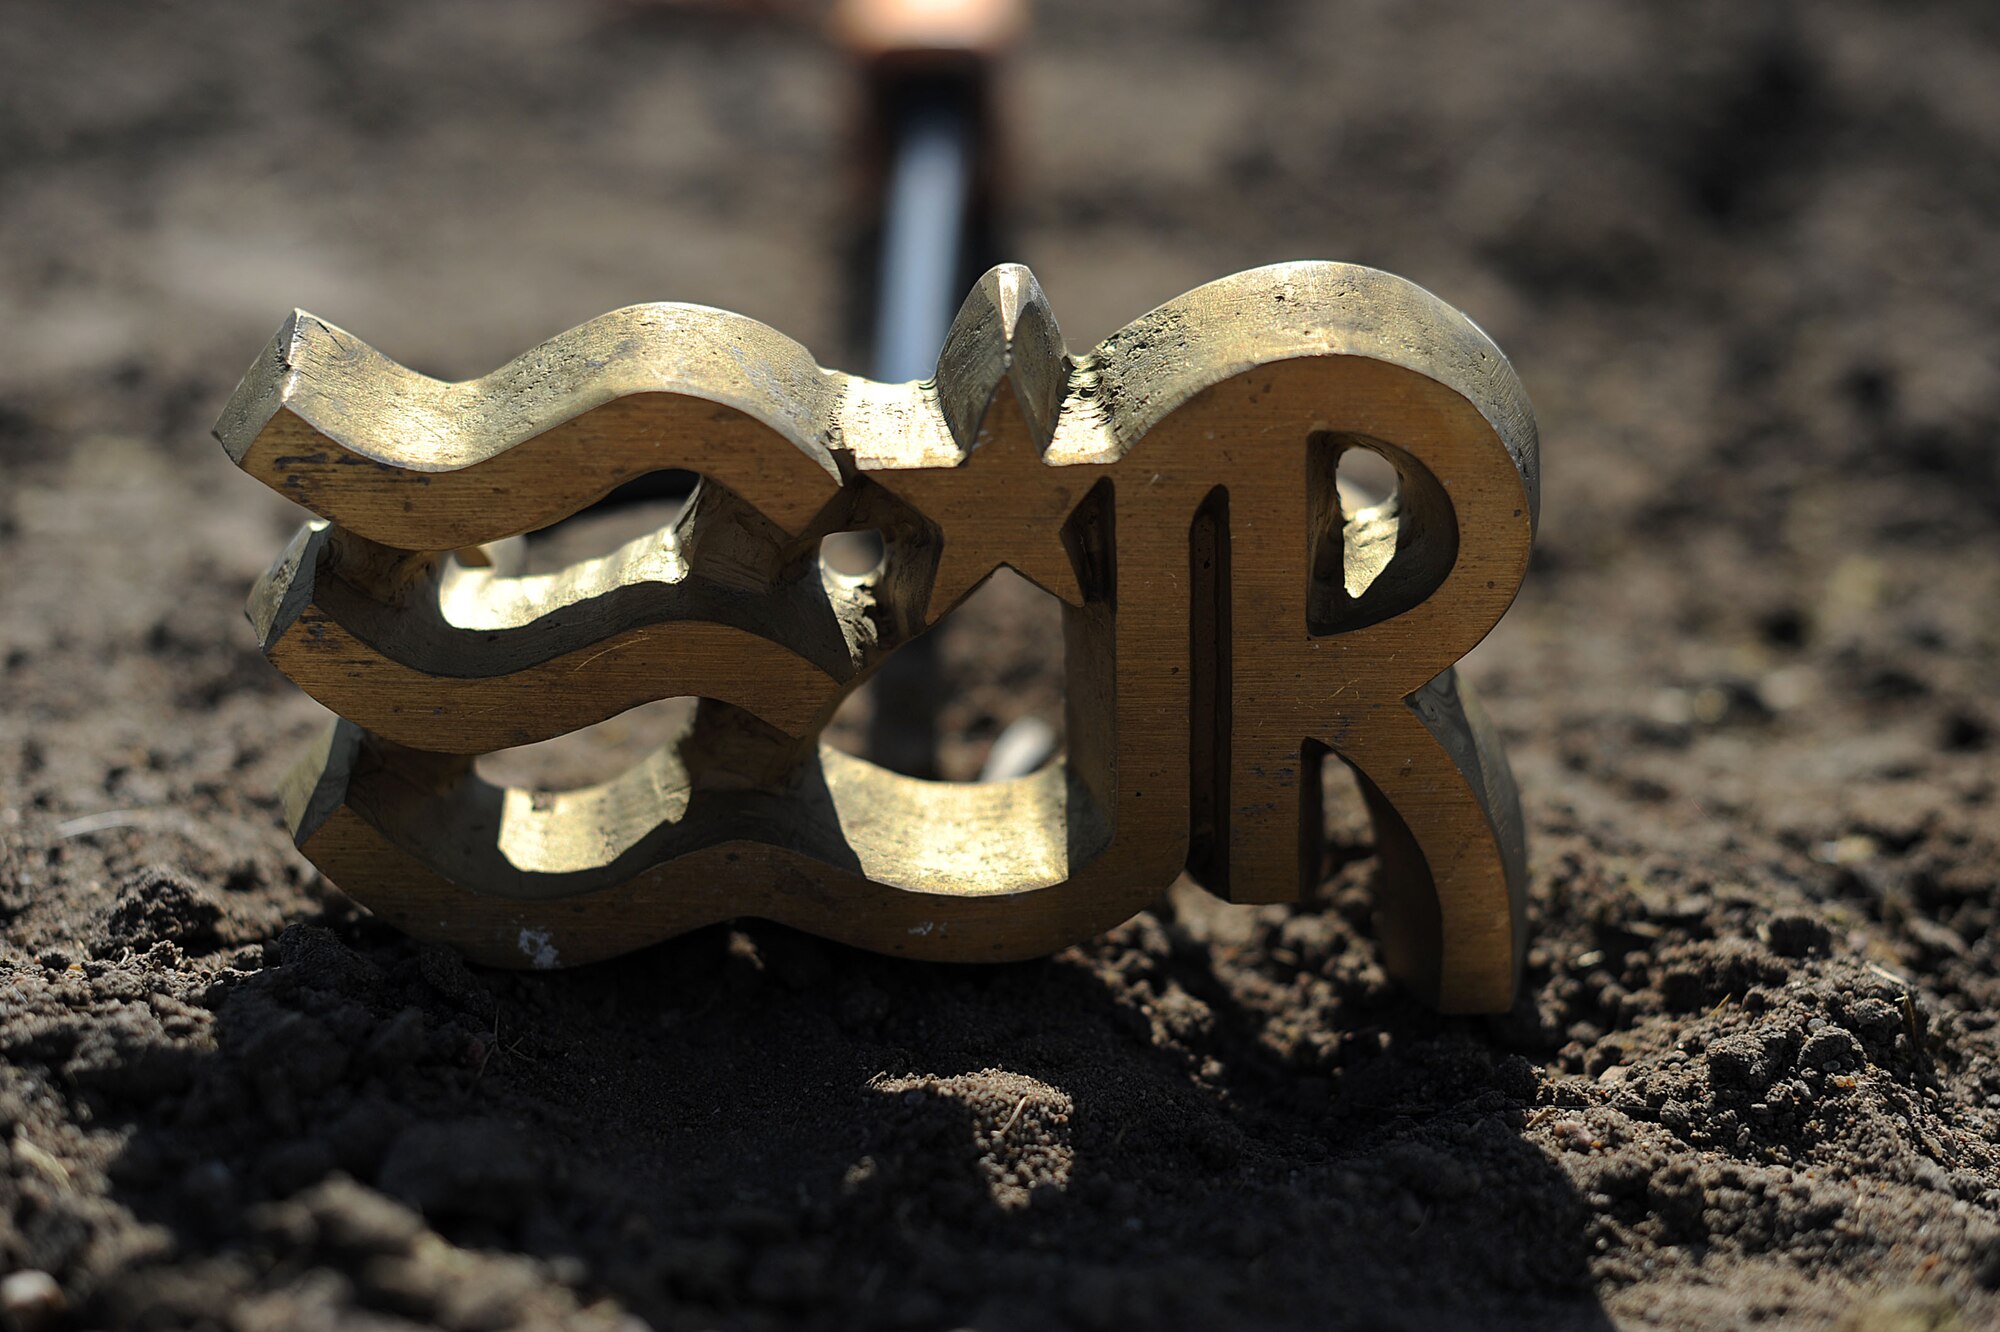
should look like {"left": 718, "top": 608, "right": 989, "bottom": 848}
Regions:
{"left": 834, "top": 0, "right": 1024, "bottom": 778}
{"left": 834, "top": 0, "right": 1022, "bottom": 380}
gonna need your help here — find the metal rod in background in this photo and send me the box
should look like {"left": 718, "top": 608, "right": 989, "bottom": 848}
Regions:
{"left": 872, "top": 95, "right": 976, "bottom": 382}
{"left": 835, "top": 0, "right": 1024, "bottom": 383}
{"left": 833, "top": 0, "right": 1022, "bottom": 779}
{"left": 860, "top": 9, "right": 1058, "bottom": 786}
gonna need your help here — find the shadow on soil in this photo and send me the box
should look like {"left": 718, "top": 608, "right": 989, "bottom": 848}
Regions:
{"left": 97, "top": 899, "right": 1613, "bottom": 1331}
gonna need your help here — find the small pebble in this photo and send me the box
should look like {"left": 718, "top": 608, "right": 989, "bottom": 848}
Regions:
{"left": 1, "top": 1270, "right": 65, "bottom": 1331}
{"left": 1802, "top": 1028, "right": 1865, "bottom": 1072}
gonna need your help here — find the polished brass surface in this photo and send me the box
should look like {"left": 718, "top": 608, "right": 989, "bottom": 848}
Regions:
{"left": 222, "top": 261, "right": 1539, "bottom": 1012}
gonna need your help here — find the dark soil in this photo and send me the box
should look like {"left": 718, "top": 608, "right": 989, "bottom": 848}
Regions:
{"left": 5, "top": 2, "right": 2000, "bottom": 1329}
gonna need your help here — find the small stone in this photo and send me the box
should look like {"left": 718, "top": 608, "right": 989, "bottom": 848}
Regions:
{"left": 2, "top": 1269, "right": 65, "bottom": 1330}
{"left": 1802, "top": 1028, "right": 1865, "bottom": 1072}
{"left": 1549, "top": 1117, "right": 1595, "bottom": 1152}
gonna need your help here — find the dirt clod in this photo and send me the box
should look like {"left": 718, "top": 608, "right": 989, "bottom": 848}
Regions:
{"left": 95, "top": 865, "right": 221, "bottom": 957}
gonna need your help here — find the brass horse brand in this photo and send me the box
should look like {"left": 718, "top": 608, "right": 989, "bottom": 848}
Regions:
{"left": 219, "top": 262, "right": 1539, "bottom": 1013}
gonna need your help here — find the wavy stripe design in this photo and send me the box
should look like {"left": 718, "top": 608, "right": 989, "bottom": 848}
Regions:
{"left": 217, "top": 304, "right": 864, "bottom": 548}
{"left": 218, "top": 263, "right": 1536, "bottom": 545}
{"left": 247, "top": 486, "right": 939, "bottom": 751}
{"left": 283, "top": 722, "right": 1128, "bottom": 967}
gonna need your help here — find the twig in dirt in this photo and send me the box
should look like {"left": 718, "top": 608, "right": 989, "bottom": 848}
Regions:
{"left": 468, "top": 1009, "right": 539, "bottom": 1093}
{"left": 995, "top": 1093, "right": 1031, "bottom": 1140}
{"left": 12, "top": 1133, "right": 72, "bottom": 1191}
{"left": 1862, "top": 963, "right": 1936, "bottom": 1078}
{"left": 1897, "top": 990, "right": 1934, "bottom": 1077}
{"left": 499, "top": 1026, "right": 538, "bottom": 1064}
{"left": 55, "top": 809, "right": 158, "bottom": 839}
{"left": 1867, "top": 962, "right": 1914, "bottom": 991}
{"left": 469, "top": 1008, "right": 501, "bottom": 1089}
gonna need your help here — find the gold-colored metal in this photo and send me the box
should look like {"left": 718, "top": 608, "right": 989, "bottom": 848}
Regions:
{"left": 218, "top": 261, "right": 1539, "bottom": 1013}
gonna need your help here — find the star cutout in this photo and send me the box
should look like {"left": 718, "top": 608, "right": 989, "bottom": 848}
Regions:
{"left": 871, "top": 382, "right": 1098, "bottom": 621}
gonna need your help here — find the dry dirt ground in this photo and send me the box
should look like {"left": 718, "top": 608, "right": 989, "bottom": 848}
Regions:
{"left": 4, "top": 2, "right": 2000, "bottom": 1329}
